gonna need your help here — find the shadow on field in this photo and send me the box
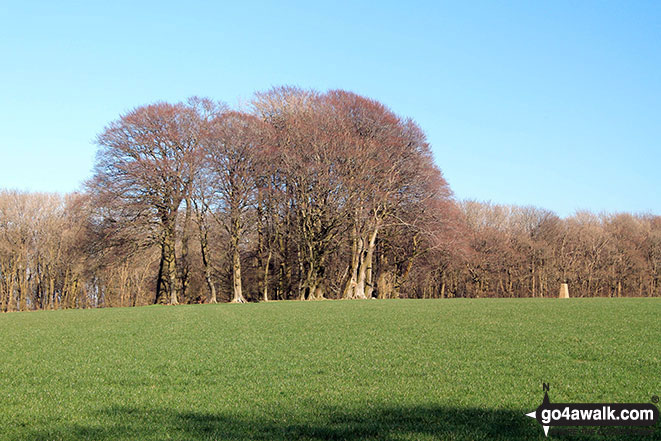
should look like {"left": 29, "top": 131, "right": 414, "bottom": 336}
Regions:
{"left": 23, "top": 404, "right": 656, "bottom": 441}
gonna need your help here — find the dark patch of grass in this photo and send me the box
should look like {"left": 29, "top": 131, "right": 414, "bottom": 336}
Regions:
{"left": 22, "top": 404, "right": 533, "bottom": 440}
{"left": 0, "top": 299, "right": 659, "bottom": 440}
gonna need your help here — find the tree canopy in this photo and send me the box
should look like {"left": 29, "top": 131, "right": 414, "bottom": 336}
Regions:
{"left": 0, "top": 88, "right": 659, "bottom": 312}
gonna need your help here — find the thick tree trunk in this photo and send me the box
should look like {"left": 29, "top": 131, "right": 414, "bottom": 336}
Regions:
{"left": 62, "top": 269, "right": 70, "bottom": 309}
{"left": 301, "top": 256, "right": 326, "bottom": 301}
{"left": 376, "top": 253, "right": 390, "bottom": 299}
{"left": 277, "top": 233, "right": 287, "bottom": 300}
{"left": 399, "top": 234, "right": 418, "bottom": 290}
{"left": 49, "top": 277, "right": 56, "bottom": 310}
{"left": 195, "top": 202, "right": 217, "bottom": 304}
{"left": 363, "top": 223, "right": 379, "bottom": 299}
{"left": 301, "top": 262, "right": 314, "bottom": 300}
{"left": 343, "top": 225, "right": 363, "bottom": 299}
{"left": 310, "top": 284, "right": 325, "bottom": 300}
{"left": 179, "top": 199, "right": 192, "bottom": 301}
{"left": 305, "top": 263, "right": 325, "bottom": 301}
{"left": 204, "top": 261, "right": 217, "bottom": 304}
{"left": 262, "top": 249, "right": 272, "bottom": 302}
{"left": 6, "top": 264, "right": 16, "bottom": 312}
{"left": 156, "top": 221, "right": 178, "bottom": 305}
{"left": 167, "top": 246, "right": 178, "bottom": 306}
{"left": 355, "top": 250, "right": 367, "bottom": 299}
{"left": 377, "top": 270, "right": 394, "bottom": 299}
{"left": 18, "top": 261, "right": 27, "bottom": 311}
{"left": 231, "top": 228, "right": 246, "bottom": 303}
{"left": 155, "top": 252, "right": 166, "bottom": 304}
{"left": 344, "top": 219, "right": 380, "bottom": 300}
{"left": 296, "top": 244, "right": 305, "bottom": 300}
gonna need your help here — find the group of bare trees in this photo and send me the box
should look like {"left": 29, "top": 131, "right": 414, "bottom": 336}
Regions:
{"left": 430, "top": 202, "right": 661, "bottom": 299}
{"left": 0, "top": 190, "right": 158, "bottom": 311}
{"left": 0, "top": 87, "right": 659, "bottom": 312}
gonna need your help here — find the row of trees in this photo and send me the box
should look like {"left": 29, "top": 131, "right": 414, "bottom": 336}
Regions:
{"left": 444, "top": 203, "right": 660, "bottom": 298}
{"left": 0, "top": 88, "right": 658, "bottom": 311}
{"left": 1, "top": 191, "right": 657, "bottom": 312}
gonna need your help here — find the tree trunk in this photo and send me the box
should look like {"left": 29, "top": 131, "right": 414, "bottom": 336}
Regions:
{"left": 262, "top": 249, "right": 272, "bottom": 302}
{"left": 531, "top": 259, "right": 536, "bottom": 297}
{"left": 301, "top": 262, "right": 315, "bottom": 301}
{"left": 155, "top": 250, "right": 166, "bottom": 304}
{"left": 6, "top": 264, "right": 16, "bottom": 312}
{"left": 179, "top": 199, "right": 192, "bottom": 301}
{"left": 205, "top": 266, "right": 217, "bottom": 304}
{"left": 346, "top": 221, "right": 379, "bottom": 300}
{"left": 277, "top": 233, "right": 287, "bottom": 300}
{"left": 297, "top": 244, "right": 305, "bottom": 300}
{"left": 18, "top": 262, "right": 27, "bottom": 311}
{"left": 167, "top": 251, "right": 178, "bottom": 305}
{"left": 231, "top": 235, "right": 246, "bottom": 303}
{"left": 302, "top": 255, "right": 326, "bottom": 301}
{"left": 363, "top": 223, "right": 379, "bottom": 298}
{"left": 195, "top": 202, "right": 217, "bottom": 304}
{"left": 49, "top": 277, "right": 56, "bottom": 310}
{"left": 376, "top": 254, "right": 392, "bottom": 299}
{"left": 157, "top": 221, "right": 179, "bottom": 305}
{"left": 343, "top": 225, "right": 362, "bottom": 299}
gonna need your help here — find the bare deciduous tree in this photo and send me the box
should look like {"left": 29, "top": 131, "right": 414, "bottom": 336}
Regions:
{"left": 89, "top": 100, "right": 207, "bottom": 305}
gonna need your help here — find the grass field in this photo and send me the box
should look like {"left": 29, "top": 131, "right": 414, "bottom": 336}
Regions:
{"left": 0, "top": 299, "right": 659, "bottom": 440}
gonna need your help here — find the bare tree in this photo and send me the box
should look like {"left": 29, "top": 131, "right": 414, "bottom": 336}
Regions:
{"left": 201, "top": 111, "right": 272, "bottom": 303}
{"left": 253, "top": 87, "right": 350, "bottom": 300}
{"left": 89, "top": 99, "right": 207, "bottom": 305}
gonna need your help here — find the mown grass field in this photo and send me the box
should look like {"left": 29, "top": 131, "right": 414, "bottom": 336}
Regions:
{"left": 0, "top": 299, "right": 659, "bottom": 440}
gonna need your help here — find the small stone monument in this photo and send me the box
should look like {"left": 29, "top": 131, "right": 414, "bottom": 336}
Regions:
{"left": 558, "top": 283, "right": 569, "bottom": 298}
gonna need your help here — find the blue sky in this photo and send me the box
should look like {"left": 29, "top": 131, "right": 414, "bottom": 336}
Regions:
{"left": 1, "top": 0, "right": 659, "bottom": 217}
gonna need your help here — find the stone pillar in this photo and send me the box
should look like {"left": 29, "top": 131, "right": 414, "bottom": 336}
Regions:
{"left": 559, "top": 283, "right": 569, "bottom": 299}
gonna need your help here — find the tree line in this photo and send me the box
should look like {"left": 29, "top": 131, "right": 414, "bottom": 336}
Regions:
{"left": 0, "top": 87, "right": 658, "bottom": 311}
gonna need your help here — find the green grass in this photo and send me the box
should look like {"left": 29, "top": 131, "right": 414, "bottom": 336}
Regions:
{"left": 0, "top": 299, "right": 659, "bottom": 440}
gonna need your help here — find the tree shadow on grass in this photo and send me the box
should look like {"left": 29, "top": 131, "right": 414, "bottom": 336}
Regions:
{"left": 21, "top": 404, "right": 659, "bottom": 441}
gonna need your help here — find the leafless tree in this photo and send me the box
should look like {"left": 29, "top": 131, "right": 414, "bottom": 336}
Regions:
{"left": 88, "top": 99, "right": 208, "bottom": 305}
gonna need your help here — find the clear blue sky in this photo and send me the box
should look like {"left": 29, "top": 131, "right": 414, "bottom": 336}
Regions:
{"left": 1, "top": 1, "right": 659, "bottom": 217}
